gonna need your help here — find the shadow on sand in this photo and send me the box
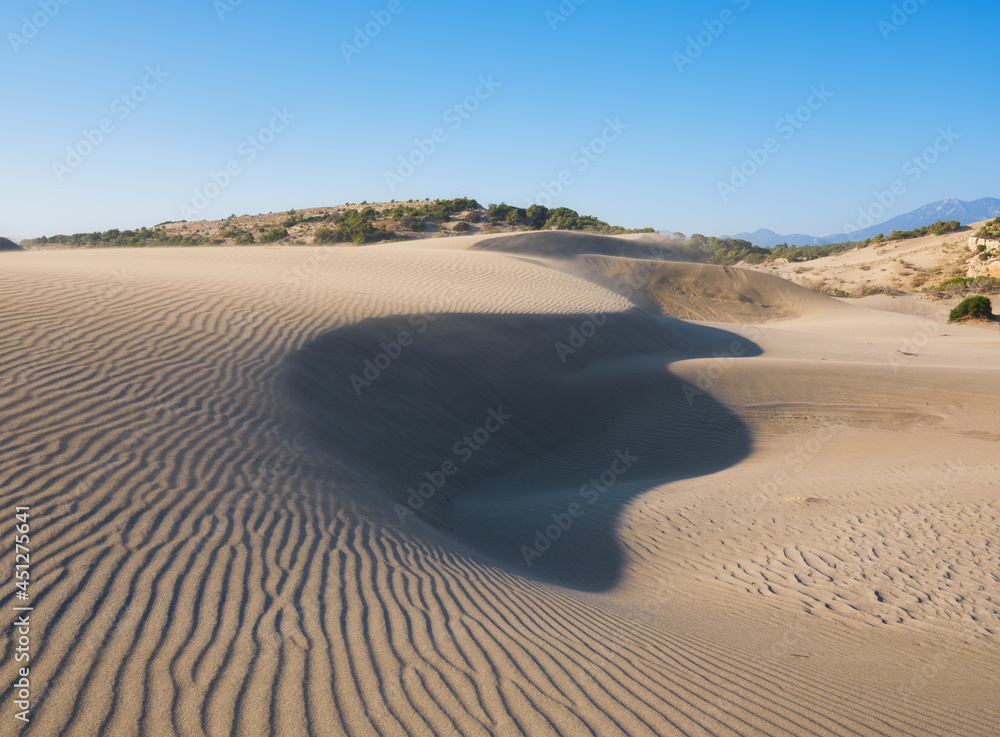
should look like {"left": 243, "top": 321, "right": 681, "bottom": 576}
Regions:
{"left": 283, "top": 308, "right": 760, "bottom": 592}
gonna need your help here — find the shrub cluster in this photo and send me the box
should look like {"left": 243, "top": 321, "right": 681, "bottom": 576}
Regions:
{"left": 483, "top": 203, "right": 654, "bottom": 235}
{"left": 387, "top": 198, "right": 480, "bottom": 224}
{"left": 260, "top": 228, "right": 288, "bottom": 243}
{"left": 315, "top": 208, "right": 393, "bottom": 245}
{"left": 670, "top": 234, "right": 771, "bottom": 265}
{"left": 769, "top": 240, "right": 866, "bottom": 262}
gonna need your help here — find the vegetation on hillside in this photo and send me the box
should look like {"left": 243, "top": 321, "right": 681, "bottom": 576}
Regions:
{"left": 387, "top": 198, "right": 480, "bottom": 225}
{"left": 260, "top": 227, "right": 289, "bottom": 243}
{"left": 21, "top": 228, "right": 219, "bottom": 248}
{"left": 314, "top": 208, "right": 395, "bottom": 245}
{"left": 19, "top": 197, "right": 656, "bottom": 248}
{"left": 16, "top": 203, "right": 966, "bottom": 266}
{"left": 668, "top": 234, "right": 771, "bottom": 265}
{"left": 974, "top": 217, "right": 1000, "bottom": 240}
{"left": 885, "top": 220, "right": 962, "bottom": 241}
{"left": 935, "top": 276, "right": 1000, "bottom": 292}
{"left": 768, "top": 240, "right": 866, "bottom": 262}
{"left": 743, "top": 221, "right": 963, "bottom": 266}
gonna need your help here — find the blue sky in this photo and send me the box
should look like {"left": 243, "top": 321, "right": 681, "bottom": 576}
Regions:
{"left": 2, "top": 0, "right": 998, "bottom": 241}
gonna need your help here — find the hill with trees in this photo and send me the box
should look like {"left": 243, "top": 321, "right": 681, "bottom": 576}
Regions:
{"left": 18, "top": 198, "right": 655, "bottom": 249}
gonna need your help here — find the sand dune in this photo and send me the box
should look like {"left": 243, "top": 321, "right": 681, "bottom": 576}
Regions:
{"left": 1, "top": 234, "right": 998, "bottom": 735}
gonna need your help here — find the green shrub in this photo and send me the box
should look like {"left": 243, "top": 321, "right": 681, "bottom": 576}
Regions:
{"left": 335, "top": 208, "right": 379, "bottom": 244}
{"left": 313, "top": 227, "right": 337, "bottom": 244}
{"left": 949, "top": 296, "right": 993, "bottom": 321}
{"left": 401, "top": 216, "right": 426, "bottom": 231}
{"left": 235, "top": 232, "right": 255, "bottom": 244}
{"left": 526, "top": 204, "right": 549, "bottom": 230}
{"left": 260, "top": 228, "right": 288, "bottom": 243}
{"left": 934, "top": 276, "right": 1000, "bottom": 292}
{"left": 505, "top": 209, "right": 526, "bottom": 226}
{"left": 453, "top": 221, "right": 470, "bottom": 233}
{"left": 485, "top": 203, "right": 516, "bottom": 224}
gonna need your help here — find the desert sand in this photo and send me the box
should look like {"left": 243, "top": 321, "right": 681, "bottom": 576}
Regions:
{"left": 1, "top": 232, "right": 998, "bottom": 736}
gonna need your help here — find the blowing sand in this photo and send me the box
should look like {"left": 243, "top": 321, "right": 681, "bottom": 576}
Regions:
{"left": 1, "top": 233, "right": 997, "bottom": 735}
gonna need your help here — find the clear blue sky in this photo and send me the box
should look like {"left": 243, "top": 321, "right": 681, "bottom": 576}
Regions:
{"left": 3, "top": 0, "right": 998, "bottom": 241}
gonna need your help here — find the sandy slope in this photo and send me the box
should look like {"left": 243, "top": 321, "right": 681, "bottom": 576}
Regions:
{"left": 747, "top": 224, "right": 985, "bottom": 297}
{"left": 0, "top": 235, "right": 998, "bottom": 736}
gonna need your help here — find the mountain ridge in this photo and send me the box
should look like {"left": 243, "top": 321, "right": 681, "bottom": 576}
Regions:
{"left": 719, "top": 197, "right": 1000, "bottom": 248}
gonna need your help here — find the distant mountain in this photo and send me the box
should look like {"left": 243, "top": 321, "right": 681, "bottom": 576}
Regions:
{"left": 829, "top": 197, "right": 1000, "bottom": 243}
{"left": 721, "top": 197, "right": 1000, "bottom": 248}
{"left": 721, "top": 228, "right": 826, "bottom": 249}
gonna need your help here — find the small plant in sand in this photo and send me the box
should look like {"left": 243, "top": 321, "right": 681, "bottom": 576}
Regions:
{"left": 857, "top": 284, "right": 896, "bottom": 297}
{"left": 949, "top": 296, "right": 993, "bottom": 322}
{"left": 930, "top": 276, "right": 1000, "bottom": 294}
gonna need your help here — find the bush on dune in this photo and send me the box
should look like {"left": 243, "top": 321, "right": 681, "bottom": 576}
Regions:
{"left": 400, "top": 216, "right": 426, "bottom": 231}
{"left": 949, "top": 296, "right": 993, "bottom": 322}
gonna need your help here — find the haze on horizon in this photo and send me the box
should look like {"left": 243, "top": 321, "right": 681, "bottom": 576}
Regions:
{"left": 2, "top": 0, "right": 998, "bottom": 242}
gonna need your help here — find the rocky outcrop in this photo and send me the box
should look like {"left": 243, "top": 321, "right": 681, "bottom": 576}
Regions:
{"left": 968, "top": 236, "right": 1000, "bottom": 251}
{"left": 966, "top": 234, "right": 1000, "bottom": 277}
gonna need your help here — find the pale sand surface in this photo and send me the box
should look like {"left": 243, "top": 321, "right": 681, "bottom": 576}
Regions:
{"left": 1, "top": 233, "right": 998, "bottom": 735}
